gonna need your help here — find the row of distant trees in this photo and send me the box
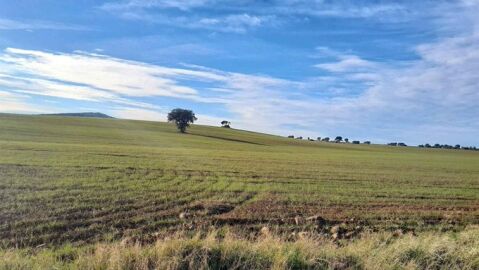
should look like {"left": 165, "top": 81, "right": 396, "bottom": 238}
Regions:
{"left": 379, "top": 142, "right": 479, "bottom": 151}
{"left": 418, "top": 144, "right": 478, "bottom": 151}
{"left": 289, "top": 136, "right": 478, "bottom": 151}
{"left": 387, "top": 142, "right": 408, "bottom": 147}
{"left": 166, "top": 109, "right": 478, "bottom": 151}
{"left": 287, "top": 135, "right": 371, "bottom": 145}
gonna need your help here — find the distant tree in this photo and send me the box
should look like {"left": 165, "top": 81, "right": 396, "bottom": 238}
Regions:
{"left": 388, "top": 142, "right": 398, "bottom": 146}
{"left": 167, "top": 108, "right": 197, "bottom": 133}
{"left": 433, "top": 143, "right": 441, "bottom": 148}
{"left": 335, "top": 136, "right": 342, "bottom": 143}
{"left": 418, "top": 145, "right": 424, "bottom": 148}
{"left": 322, "top": 137, "right": 330, "bottom": 142}
{"left": 425, "top": 143, "right": 431, "bottom": 148}
{"left": 352, "top": 141, "right": 360, "bottom": 144}
{"left": 344, "top": 138, "right": 349, "bottom": 143}
{"left": 454, "top": 144, "right": 461, "bottom": 149}
{"left": 398, "top": 142, "right": 407, "bottom": 147}
{"left": 296, "top": 136, "right": 303, "bottom": 140}
{"left": 317, "top": 137, "right": 321, "bottom": 141}
{"left": 363, "top": 141, "right": 371, "bottom": 145}
{"left": 221, "top": 120, "right": 231, "bottom": 128}
{"left": 288, "top": 135, "right": 294, "bottom": 138}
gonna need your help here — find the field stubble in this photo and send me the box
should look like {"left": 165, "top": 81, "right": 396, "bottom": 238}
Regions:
{"left": 0, "top": 114, "right": 478, "bottom": 250}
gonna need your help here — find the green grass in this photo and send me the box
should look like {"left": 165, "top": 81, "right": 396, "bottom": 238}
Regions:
{"left": 0, "top": 113, "right": 478, "bottom": 249}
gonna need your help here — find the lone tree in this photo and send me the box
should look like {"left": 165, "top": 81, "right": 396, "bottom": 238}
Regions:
{"left": 221, "top": 120, "right": 231, "bottom": 128}
{"left": 167, "top": 108, "right": 197, "bottom": 133}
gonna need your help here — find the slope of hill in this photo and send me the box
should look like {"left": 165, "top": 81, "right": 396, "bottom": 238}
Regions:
{"left": 0, "top": 113, "right": 478, "bottom": 250}
{"left": 40, "top": 112, "right": 114, "bottom": 118}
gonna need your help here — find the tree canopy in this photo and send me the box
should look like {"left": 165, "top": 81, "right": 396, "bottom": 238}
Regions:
{"left": 221, "top": 120, "right": 231, "bottom": 128}
{"left": 167, "top": 108, "right": 197, "bottom": 133}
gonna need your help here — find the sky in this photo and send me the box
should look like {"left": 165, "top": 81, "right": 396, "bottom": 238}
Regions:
{"left": 0, "top": 0, "right": 478, "bottom": 145}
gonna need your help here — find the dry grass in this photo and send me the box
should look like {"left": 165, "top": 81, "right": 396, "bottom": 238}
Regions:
{"left": 1, "top": 226, "right": 478, "bottom": 270}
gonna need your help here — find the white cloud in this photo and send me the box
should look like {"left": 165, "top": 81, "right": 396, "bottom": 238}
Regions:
{"left": 0, "top": 48, "right": 226, "bottom": 100}
{"left": 196, "top": 14, "right": 274, "bottom": 33}
{"left": 109, "top": 107, "right": 167, "bottom": 121}
{"left": 101, "top": 0, "right": 408, "bottom": 19}
{"left": 101, "top": 0, "right": 213, "bottom": 11}
{"left": 0, "top": 18, "right": 89, "bottom": 31}
{"left": 273, "top": 1, "right": 408, "bottom": 19}
{"left": 315, "top": 55, "right": 377, "bottom": 72}
{"left": 0, "top": 90, "right": 48, "bottom": 113}
{"left": 108, "top": 11, "right": 275, "bottom": 33}
{"left": 304, "top": 6, "right": 479, "bottom": 144}
{"left": 100, "top": 0, "right": 409, "bottom": 33}
{"left": 0, "top": 47, "right": 301, "bottom": 131}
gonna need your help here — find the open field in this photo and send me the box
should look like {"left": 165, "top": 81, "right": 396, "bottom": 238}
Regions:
{"left": 1, "top": 113, "right": 479, "bottom": 251}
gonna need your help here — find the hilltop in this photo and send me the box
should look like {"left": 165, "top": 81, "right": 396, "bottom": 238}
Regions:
{"left": 40, "top": 112, "right": 114, "bottom": 118}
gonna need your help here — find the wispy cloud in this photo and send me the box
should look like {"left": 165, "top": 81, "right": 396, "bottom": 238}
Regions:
{"left": 101, "top": 0, "right": 213, "bottom": 11}
{"left": 272, "top": 1, "right": 408, "bottom": 19}
{"left": 101, "top": 0, "right": 408, "bottom": 18}
{"left": 0, "top": 18, "right": 89, "bottom": 31}
{"left": 116, "top": 12, "right": 276, "bottom": 33}
{"left": 99, "top": 0, "right": 412, "bottom": 33}
{"left": 0, "top": 90, "right": 48, "bottom": 113}
{"left": 315, "top": 54, "right": 377, "bottom": 73}
{"left": 195, "top": 14, "right": 276, "bottom": 33}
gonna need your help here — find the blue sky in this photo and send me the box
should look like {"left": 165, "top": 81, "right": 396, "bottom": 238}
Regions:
{"left": 0, "top": 0, "right": 478, "bottom": 145}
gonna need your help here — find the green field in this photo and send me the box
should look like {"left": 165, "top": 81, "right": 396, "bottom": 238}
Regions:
{"left": 1, "top": 113, "right": 478, "bottom": 249}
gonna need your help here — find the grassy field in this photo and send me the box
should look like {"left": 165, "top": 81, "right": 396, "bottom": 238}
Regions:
{"left": 1, "top": 113, "right": 478, "bottom": 252}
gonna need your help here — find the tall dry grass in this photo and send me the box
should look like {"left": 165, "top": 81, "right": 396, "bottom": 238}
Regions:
{"left": 1, "top": 226, "right": 478, "bottom": 270}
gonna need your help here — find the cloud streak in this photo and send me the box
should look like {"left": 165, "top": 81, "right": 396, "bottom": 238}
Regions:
{"left": 0, "top": 18, "right": 89, "bottom": 31}
{"left": 99, "top": 0, "right": 412, "bottom": 33}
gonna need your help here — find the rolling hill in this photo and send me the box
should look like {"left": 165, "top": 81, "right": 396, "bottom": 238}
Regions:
{"left": 1, "top": 113, "right": 479, "bottom": 269}
{"left": 40, "top": 112, "right": 114, "bottom": 118}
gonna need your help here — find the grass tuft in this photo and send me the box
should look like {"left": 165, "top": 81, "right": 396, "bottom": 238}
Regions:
{"left": 1, "top": 226, "right": 478, "bottom": 270}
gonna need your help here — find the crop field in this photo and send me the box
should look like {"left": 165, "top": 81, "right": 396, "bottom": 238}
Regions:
{"left": 1, "top": 114, "right": 479, "bottom": 249}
